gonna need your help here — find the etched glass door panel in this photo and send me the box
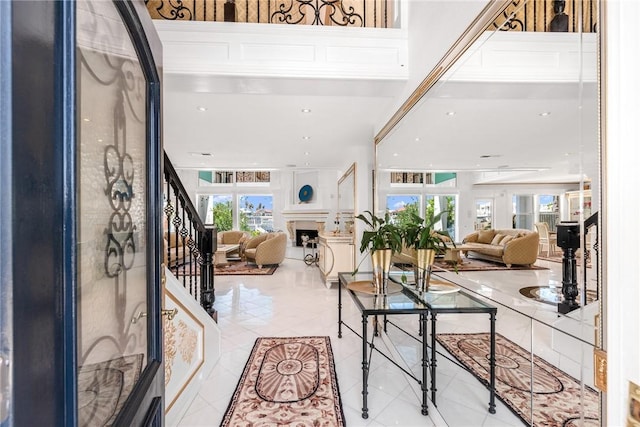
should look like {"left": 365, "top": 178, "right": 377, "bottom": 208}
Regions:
{"left": 77, "top": 2, "right": 151, "bottom": 424}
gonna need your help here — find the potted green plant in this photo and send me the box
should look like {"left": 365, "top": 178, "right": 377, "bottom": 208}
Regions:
{"left": 401, "top": 210, "right": 453, "bottom": 291}
{"left": 354, "top": 210, "right": 403, "bottom": 294}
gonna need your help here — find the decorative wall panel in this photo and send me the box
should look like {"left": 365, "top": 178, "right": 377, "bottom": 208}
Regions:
{"left": 164, "top": 290, "right": 205, "bottom": 412}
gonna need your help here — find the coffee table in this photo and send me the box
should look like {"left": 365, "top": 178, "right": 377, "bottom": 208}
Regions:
{"left": 214, "top": 244, "right": 239, "bottom": 267}
{"left": 443, "top": 244, "right": 475, "bottom": 264}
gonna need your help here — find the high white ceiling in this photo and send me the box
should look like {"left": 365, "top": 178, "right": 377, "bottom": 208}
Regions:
{"left": 159, "top": 19, "right": 599, "bottom": 185}
{"left": 162, "top": 75, "right": 405, "bottom": 170}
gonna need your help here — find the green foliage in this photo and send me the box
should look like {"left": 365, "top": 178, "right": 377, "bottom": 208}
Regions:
{"left": 401, "top": 210, "right": 453, "bottom": 253}
{"left": 425, "top": 196, "right": 456, "bottom": 230}
{"left": 211, "top": 201, "right": 232, "bottom": 231}
{"left": 355, "top": 210, "right": 403, "bottom": 254}
{"left": 239, "top": 210, "right": 250, "bottom": 232}
{"left": 393, "top": 200, "right": 420, "bottom": 229}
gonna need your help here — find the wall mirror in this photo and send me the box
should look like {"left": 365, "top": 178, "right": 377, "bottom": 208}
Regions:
{"left": 375, "top": 1, "right": 602, "bottom": 425}
{"left": 337, "top": 162, "right": 356, "bottom": 234}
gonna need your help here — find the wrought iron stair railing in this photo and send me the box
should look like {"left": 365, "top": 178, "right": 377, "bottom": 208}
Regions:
{"left": 163, "top": 152, "right": 217, "bottom": 318}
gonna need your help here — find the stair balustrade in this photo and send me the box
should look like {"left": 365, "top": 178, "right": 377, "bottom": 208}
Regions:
{"left": 164, "top": 152, "right": 217, "bottom": 319}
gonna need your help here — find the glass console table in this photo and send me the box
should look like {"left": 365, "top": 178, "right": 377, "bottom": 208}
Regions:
{"left": 338, "top": 271, "right": 497, "bottom": 419}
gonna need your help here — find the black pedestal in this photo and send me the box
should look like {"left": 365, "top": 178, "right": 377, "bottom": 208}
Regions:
{"left": 556, "top": 223, "right": 580, "bottom": 314}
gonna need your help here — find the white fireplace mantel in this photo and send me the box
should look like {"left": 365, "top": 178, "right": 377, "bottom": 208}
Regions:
{"left": 282, "top": 210, "right": 330, "bottom": 243}
{"left": 282, "top": 209, "right": 330, "bottom": 222}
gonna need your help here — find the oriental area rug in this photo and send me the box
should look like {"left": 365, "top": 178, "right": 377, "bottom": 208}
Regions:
{"left": 436, "top": 333, "right": 600, "bottom": 427}
{"left": 173, "top": 260, "right": 278, "bottom": 276}
{"left": 221, "top": 336, "right": 345, "bottom": 427}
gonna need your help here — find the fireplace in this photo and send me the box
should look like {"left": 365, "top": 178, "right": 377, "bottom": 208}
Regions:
{"left": 283, "top": 213, "right": 328, "bottom": 245}
{"left": 296, "top": 229, "right": 318, "bottom": 247}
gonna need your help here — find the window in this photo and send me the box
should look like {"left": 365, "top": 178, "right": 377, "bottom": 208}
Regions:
{"left": 512, "top": 194, "right": 534, "bottom": 230}
{"left": 236, "top": 171, "right": 271, "bottom": 183}
{"left": 386, "top": 195, "right": 420, "bottom": 227}
{"left": 207, "top": 195, "right": 233, "bottom": 230}
{"left": 390, "top": 172, "right": 423, "bottom": 184}
{"left": 239, "top": 195, "right": 273, "bottom": 233}
{"left": 537, "top": 194, "right": 559, "bottom": 231}
{"left": 425, "top": 172, "right": 457, "bottom": 187}
{"left": 475, "top": 199, "right": 493, "bottom": 230}
{"left": 425, "top": 195, "right": 456, "bottom": 240}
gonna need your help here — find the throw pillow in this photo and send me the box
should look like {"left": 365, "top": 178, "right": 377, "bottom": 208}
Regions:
{"left": 501, "top": 235, "right": 515, "bottom": 245}
{"left": 491, "top": 233, "right": 506, "bottom": 245}
{"left": 477, "top": 229, "right": 496, "bottom": 244}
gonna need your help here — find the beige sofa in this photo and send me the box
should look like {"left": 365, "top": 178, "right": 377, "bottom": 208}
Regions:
{"left": 244, "top": 232, "right": 287, "bottom": 268}
{"left": 462, "top": 228, "right": 539, "bottom": 267}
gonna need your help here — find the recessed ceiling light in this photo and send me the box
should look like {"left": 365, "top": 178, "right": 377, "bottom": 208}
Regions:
{"left": 83, "top": 118, "right": 91, "bottom": 122}
{"left": 445, "top": 111, "right": 456, "bottom": 116}
{"left": 302, "top": 136, "right": 311, "bottom": 140}
{"left": 304, "top": 151, "right": 310, "bottom": 156}
{"left": 393, "top": 153, "right": 399, "bottom": 157}
{"left": 196, "top": 106, "right": 207, "bottom": 112}
{"left": 539, "top": 112, "right": 551, "bottom": 117}
{"left": 97, "top": 139, "right": 103, "bottom": 142}
{"left": 301, "top": 108, "right": 311, "bottom": 113}
{"left": 305, "top": 162, "right": 310, "bottom": 166}
{"left": 414, "top": 137, "right": 421, "bottom": 142}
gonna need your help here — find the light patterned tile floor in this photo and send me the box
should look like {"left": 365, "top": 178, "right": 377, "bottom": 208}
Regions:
{"left": 177, "top": 247, "right": 597, "bottom": 427}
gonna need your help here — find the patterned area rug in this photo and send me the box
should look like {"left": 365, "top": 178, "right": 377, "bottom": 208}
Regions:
{"left": 519, "top": 286, "right": 598, "bottom": 306}
{"left": 173, "top": 260, "right": 278, "bottom": 276}
{"left": 436, "top": 333, "right": 599, "bottom": 427}
{"left": 221, "top": 336, "right": 345, "bottom": 426}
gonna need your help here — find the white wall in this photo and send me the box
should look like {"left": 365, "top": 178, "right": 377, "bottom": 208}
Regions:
{"left": 604, "top": 1, "right": 640, "bottom": 425}
{"left": 376, "top": 0, "right": 491, "bottom": 133}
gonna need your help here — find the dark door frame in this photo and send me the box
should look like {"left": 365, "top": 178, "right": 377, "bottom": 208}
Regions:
{"left": 8, "top": 1, "right": 163, "bottom": 425}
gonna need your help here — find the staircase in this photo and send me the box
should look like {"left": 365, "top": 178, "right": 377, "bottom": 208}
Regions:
{"left": 162, "top": 152, "right": 221, "bottom": 424}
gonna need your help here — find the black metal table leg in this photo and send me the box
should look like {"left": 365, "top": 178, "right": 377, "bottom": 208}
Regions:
{"left": 362, "top": 314, "right": 369, "bottom": 419}
{"left": 421, "top": 312, "right": 429, "bottom": 415}
{"left": 430, "top": 311, "right": 438, "bottom": 405}
{"left": 489, "top": 312, "right": 496, "bottom": 414}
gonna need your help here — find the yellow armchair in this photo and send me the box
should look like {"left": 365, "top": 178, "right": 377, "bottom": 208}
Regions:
{"left": 244, "top": 232, "right": 287, "bottom": 268}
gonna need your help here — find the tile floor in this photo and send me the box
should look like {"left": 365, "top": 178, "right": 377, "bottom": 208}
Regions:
{"left": 177, "top": 247, "right": 598, "bottom": 427}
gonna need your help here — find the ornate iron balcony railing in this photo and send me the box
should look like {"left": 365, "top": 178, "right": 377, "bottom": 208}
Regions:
{"left": 489, "top": 0, "right": 597, "bottom": 33}
{"left": 145, "top": 0, "right": 395, "bottom": 28}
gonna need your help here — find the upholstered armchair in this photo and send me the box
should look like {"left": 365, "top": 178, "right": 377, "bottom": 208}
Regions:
{"left": 218, "top": 230, "right": 250, "bottom": 258}
{"left": 218, "top": 230, "right": 250, "bottom": 245}
{"left": 163, "top": 231, "right": 191, "bottom": 267}
{"left": 244, "top": 232, "right": 287, "bottom": 268}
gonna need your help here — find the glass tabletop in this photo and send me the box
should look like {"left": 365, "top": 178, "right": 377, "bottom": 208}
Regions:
{"left": 340, "top": 272, "right": 496, "bottom": 314}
